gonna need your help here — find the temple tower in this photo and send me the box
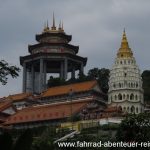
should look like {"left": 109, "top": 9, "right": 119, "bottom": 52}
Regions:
{"left": 108, "top": 30, "right": 144, "bottom": 114}
{"left": 20, "top": 16, "right": 87, "bottom": 93}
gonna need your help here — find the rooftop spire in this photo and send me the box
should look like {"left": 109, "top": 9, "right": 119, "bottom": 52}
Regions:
{"left": 51, "top": 12, "right": 56, "bottom": 30}
{"left": 117, "top": 29, "right": 133, "bottom": 58}
{"left": 58, "top": 20, "right": 61, "bottom": 30}
{"left": 61, "top": 21, "right": 64, "bottom": 32}
{"left": 43, "top": 20, "right": 49, "bottom": 33}
{"left": 121, "top": 28, "right": 129, "bottom": 49}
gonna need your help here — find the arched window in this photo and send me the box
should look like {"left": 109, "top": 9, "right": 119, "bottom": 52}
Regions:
{"left": 113, "top": 84, "right": 116, "bottom": 88}
{"left": 127, "top": 94, "right": 129, "bottom": 99}
{"left": 135, "top": 95, "right": 138, "bottom": 100}
{"left": 136, "top": 83, "right": 138, "bottom": 88}
{"left": 128, "top": 83, "right": 130, "bottom": 87}
{"left": 118, "top": 106, "right": 122, "bottom": 111}
{"left": 115, "top": 95, "right": 117, "bottom": 100}
{"left": 130, "top": 93, "right": 134, "bottom": 100}
{"left": 123, "top": 94, "right": 125, "bottom": 99}
{"left": 123, "top": 107, "right": 126, "bottom": 112}
{"left": 136, "top": 107, "right": 138, "bottom": 113}
{"left": 118, "top": 93, "right": 122, "bottom": 100}
{"left": 119, "top": 83, "right": 121, "bottom": 88}
{"left": 131, "top": 106, "right": 135, "bottom": 113}
{"left": 131, "top": 83, "right": 133, "bottom": 88}
{"left": 124, "top": 73, "right": 127, "bottom": 77}
{"left": 127, "top": 107, "right": 129, "bottom": 113}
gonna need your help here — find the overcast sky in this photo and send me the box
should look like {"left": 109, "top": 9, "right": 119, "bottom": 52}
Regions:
{"left": 0, "top": 0, "right": 150, "bottom": 97}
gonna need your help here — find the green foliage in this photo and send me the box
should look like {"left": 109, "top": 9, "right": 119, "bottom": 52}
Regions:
{"left": 116, "top": 113, "right": 150, "bottom": 142}
{"left": 142, "top": 70, "right": 150, "bottom": 102}
{"left": 47, "top": 67, "right": 110, "bottom": 94}
{"left": 0, "top": 131, "right": 13, "bottom": 150}
{"left": 88, "top": 68, "right": 110, "bottom": 93}
{"left": 0, "top": 60, "right": 20, "bottom": 85}
{"left": 13, "top": 129, "right": 33, "bottom": 150}
{"left": 31, "top": 126, "right": 56, "bottom": 150}
{"left": 47, "top": 76, "right": 66, "bottom": 87}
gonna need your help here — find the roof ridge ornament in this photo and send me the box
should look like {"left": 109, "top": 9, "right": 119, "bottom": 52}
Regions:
{"left": 43, "top": 20, "right": 50, "bottom": 33}
{"left": 51, "top": 12, "right": 56, "bottom": 30}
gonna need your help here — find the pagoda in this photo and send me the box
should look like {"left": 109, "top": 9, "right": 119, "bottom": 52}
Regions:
{"left": 108, "top": 30, "right": 144, "bottom": 114}
{"left": 20, "top": 15, "right": 87, "bottom": 93}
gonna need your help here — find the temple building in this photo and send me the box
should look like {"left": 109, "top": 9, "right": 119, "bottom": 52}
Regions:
{"left": 2, "top": 80, "right": 107, "bottom": 129}
{"left": 108, "top": 30, "right": 144, "bottom": 114}
{"left": 20, "top": 15, "right": 87, "bottom": 93}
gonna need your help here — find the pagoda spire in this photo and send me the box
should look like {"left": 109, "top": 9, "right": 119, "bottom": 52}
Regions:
{"left": 51, "top": 12, "right": 56, "bottom": 30}
{"left": 61, "top": 21, "right": 64, "bottom": 32}
{"left": 43, "top": 20, "right": 49, "bottom": 33}
{"left": 117, "top": 29, "right": 133, "bottom": 58}
{"left": 121, "top": 28, "right": 129, "bottom": 49}
{"left": 58, "top": 20, "right": 61, "bottom": 30}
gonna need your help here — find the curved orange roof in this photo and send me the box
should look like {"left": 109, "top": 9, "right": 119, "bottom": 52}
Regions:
{"left": 4, "top": 98, "right": 93, "bottom": 125}
{"left": 42, "top": 80, "right": 97, "bottom": 98}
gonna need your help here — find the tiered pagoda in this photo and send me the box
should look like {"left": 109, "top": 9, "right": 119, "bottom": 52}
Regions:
{"left": 108, "top": 30, "right": 144, "bottom": 114}
{"left": 20, "top": 16, "right": 87, "bottom": 93}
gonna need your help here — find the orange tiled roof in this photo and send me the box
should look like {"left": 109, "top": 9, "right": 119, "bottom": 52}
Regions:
{"left": 0, "top": 101, "right": 12, "bottom": 112}
{"left": 4, "top": 99, "right": 93, "bottom": 125}
{"left": 42, "top": 80, "right": 97, "bottom": 98}
{"left": 4, "top": 93, "right": 32, "bottom": 102}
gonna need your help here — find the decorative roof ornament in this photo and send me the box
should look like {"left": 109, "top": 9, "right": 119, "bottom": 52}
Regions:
{"left": 51, "top": 12, "right": 56, "bottom": 30}
{"left": 117, "top": 29, "right": 133, "bottom": 58}
{"left": 61, "top": 21, "right": 64, "bottom": 32}
{"left": 43, "top": 20, "right": 50, "bottom": 33}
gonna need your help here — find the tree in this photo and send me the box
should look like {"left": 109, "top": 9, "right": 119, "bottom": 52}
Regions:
{"left": 13, "top": 129, "right": 33, "bottom": 150}
{"left": 0, "top": 131, "right": 13, "bottom": 150}
{"left": 0, "top": 60, "right": 20, "bottom": 85}
{"left": 116, "top": 113, "right": 150, "bottom": 144}
{"left": 88, "top": 68, "right": 110, "bottom": 93}
{"left": 142, "top": 70, "right": 150, "bottom": 103}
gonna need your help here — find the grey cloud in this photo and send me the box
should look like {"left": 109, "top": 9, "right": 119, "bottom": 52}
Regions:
{"left": 0, "top": 0, "right": 150, "bottom": 97}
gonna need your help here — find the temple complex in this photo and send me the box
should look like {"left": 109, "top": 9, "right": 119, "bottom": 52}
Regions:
{"left": 108, "top": 30, "right": 144, "bottom": 114}
{"left": 20, "top": 15, "right": 87, "bottom": 93}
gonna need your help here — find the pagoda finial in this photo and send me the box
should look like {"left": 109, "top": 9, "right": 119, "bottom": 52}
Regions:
{"left": 43, "top": 20, "right": 49, "bottom": 33}
{"left": 61, "top": 21, "right": 64, "bottom": 32}
{"left": 51, "top": 12, "right": 56, "bottom": 30}
{"left": 58, "top": 20, "right": 61, "bottom": 30}
{"left": 47, "top": 20, "right": 49, "bottom": 28}
{"left": 117, "top": 29, "right": 133, "bottom": 58}
{"left": 121, "top": 28, "right": 129, "bottom": 49}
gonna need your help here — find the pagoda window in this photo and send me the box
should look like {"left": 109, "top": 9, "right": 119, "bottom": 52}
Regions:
{"left": 135, "top": 95, "right": 138, "bottom": 100}
{"left": 118, "top": 106, "right": 122, "bottom": 111}
{"left": 136, "top": 107, "right": 138, "bottom": 113}
{"left": 119, "top": 83, "right": 121, "bottom": 88}
{"left": 123, "top": 107, "right": 126, "bottom": 111}
{"left": 127, "top": 107, "right": 129, "bottom": 112}
{"left": 124, "top": 73, "right": 127, "bottom": 77}
{"left": 130, "top": 93, "right": 134, "bottom": 100}
{"left": 128, "top": 83, "right": 130, "bottom": 87}
{"left": 136, "top": 83, "right": 138, "bottom": 88}
{"left": 131, "top": 106, "right": 135, "bottom": 113}
{"left": 118, "top": 93, "right": 122, "bottom": 100}
{"left": 131, "top": 83, "right": 133, "bottom": 88}
{"left": 123, "top": 94, "right": 125, "bottom": 99}
{"left": 113, "top": 83, "right": 116, "bottom": 88}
